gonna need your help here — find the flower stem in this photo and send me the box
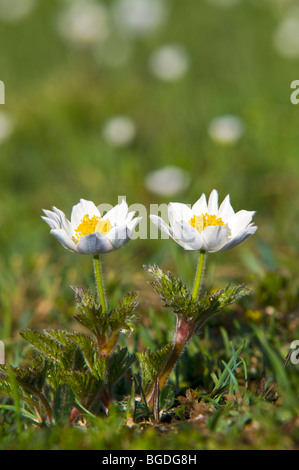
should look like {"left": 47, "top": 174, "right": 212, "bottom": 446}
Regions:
{"left": 146, "top": 316, "right": 194, "bottom": 409}
{"left": 93, "top": 255, "right": 107, "bottom": 315}
{"left": 147, "top": 252, "right": 207, "bottom": 409}
{"left": 192, "top": 250, "right": 206, "bottom": 301}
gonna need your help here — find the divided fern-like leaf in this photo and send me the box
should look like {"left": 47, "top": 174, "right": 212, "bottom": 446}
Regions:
{"left": 136, "top": 342, "right": 172, "bottom": 391}
{"left": 20, "top": 329, "right": 76, "bottom": 369}
{"left": 106, "top": 347, "right": 136, "bottom": 388}
{"left": 144, "top": 265, "right": 192, "bottom": 314}
{"left": 145, "top": 264, "right": 249, "bottom": 328}
{"left": 109, "top": 291, "right": 139, "bottom": 334}
{"left": 72, "top": 285, "right": 109, "bottom": 337}
{"left": 54, "top": 370, "right": 102, "bottom": 402}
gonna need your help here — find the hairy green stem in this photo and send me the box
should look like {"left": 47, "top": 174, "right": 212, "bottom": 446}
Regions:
{"left": 93, "top": 255, "right": 107, "bottom": 315}
{"left": 146, "top": 251, "right": 208, "bottom": 410}
{"left": 146, "top": 316, "right": 195, "bottom": 409}
{"left": 192, "top": 250, "right": 206, "bottom": 301}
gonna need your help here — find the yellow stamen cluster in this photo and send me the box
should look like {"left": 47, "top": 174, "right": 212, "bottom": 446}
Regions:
{"left": 73, "top": 214, "right": 111, "bottom": 243}
{"left": 188, "top": 213, "right": 226, "bottom": 233}
{"left": 95, "top": 219, "right": 112, "bottom": 235}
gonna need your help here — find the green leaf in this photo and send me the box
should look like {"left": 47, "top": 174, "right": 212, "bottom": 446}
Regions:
{"left": 109, "top": 291, "right": 139, "bottom": 334}
{"left": 54, "top": 370, "right": 102, "bottom": 402}
{"left": 212, "top": 341, "right": 246, "bottom": 393}
{"left": 72, "top": 285, "right": 108, "bottom": 336}
{"left": 0, "top": 364, "right": 55, "bottom": 428}
{"left": 145, "top": 264, "right": 249, "bottom": 330}
{"left": 159, "top": 384, "right": 176, "bottom": 413}
{"left": 20, "top": 329, "right": 76, "bottom": 369}
{"left": 65, "top": 332, "right": 99, "bottom": 375}
{"left": 126, "top": 378, "right": 136, "bottom": 422}
{"left": 136, "top": 342, "right": 172, "bottom": 391}
{"left": 253, "top": 326, "right": 297, "bottom": 409}
{"left": 144, "top": 265, "right": 192, "bottom": 315}
{"left": 173, "top": 404, "right": 186, "bottom": 421}
{"left": 106, "top": 347, "right": 136, "bottom": 388}
{"left": 72, "top": 286, "right": 139, "bottom": 340}
{"left": 0, "top": 404, "right": 41, "bottom": 425}
{"left": 53, "top": 384, "right": 75, "bottom": 426}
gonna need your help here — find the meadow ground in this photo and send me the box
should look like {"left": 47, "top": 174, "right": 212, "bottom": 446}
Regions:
{"left": 0, "top": 0, "right": 299, "bottom": 450}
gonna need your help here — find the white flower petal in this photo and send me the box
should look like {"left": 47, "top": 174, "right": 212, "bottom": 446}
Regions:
{"left": 41, "top": 213, "right": 59, "bottom": 230}
{"left": 218, "top": 225, "right": 257, "bottom": 252}
{"left": 42, "top": 208, "right": 61, "bottom": 223}
{"left": 50, "top": 229, "right": 77, "bottom": 252}
{"left": 218, "top": 194, "right": 235, "bottom": 221}
{"left": 127, "top": 216, "right": 142, "bottom": 235}
{"left": 106, "top": 224, "right": 130, "bottom": 250}
{"left": 192, "top": 194, "right": 208, "bottom": 214}
{"left": 150, "top": 214, "right": 171, "bottom": 238}
{"left": 168, "top": 202, "right": 193, "bottom": 228}
{"left": 228, "top": 210, "right": 256, "bottom": 237}
{"left": 201, "top": 225, "right": 229, "bottom": 252}
{"left": 207, "top": 189, "right": 219, "bottom": 214}
{"left": 102, "top": 199, "right": 128, "bottom": 226}
{"left": 51, "top": 206, "right": 75, "bottom": 237}
{"left": 173, "top": 220, "right": 204, "bottom": 250}
{"left": 125, "top": 210, "right": 137, "bottom": 225}
{"left": 71, "top": 199, "right": 100, "bottom": 227}
{"left": 76, "top": 232, "right": 113, "bottom": 254}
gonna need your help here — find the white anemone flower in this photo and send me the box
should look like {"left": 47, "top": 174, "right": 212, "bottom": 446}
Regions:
{"left": 145, "top": 166, "right": 190, "bottom": 196}
{"left": 208, "top": 115, "right": 245, "bottom": 146}
{"left": 150, "top": 189, "right": 257, "bottom": 253}
{"left": 273, "top": 17, "right": 299, "bottom": 60}
{"left": 148, "top": 44, "right": 190, "bottom": 82}
{"left": 112, "top": 0, "right": 167, "bottom": 36}
{"left": 42, "top": 199, "right": 142, "bottom": 255}
{"left": 102, "top": 115, "right": 136, "bottom": 147}
{"left": 56, "top": 0, "right": 109, "bottom": 47}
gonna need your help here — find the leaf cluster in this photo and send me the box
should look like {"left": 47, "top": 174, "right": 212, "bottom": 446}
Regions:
{"left": 145, "top": 264, "right": 249, "bottom": 328}
{"left": 72, "top": 286, "right": 139, "bottom": 338}
{"left": 0, "top": 286, "right": 139, "bottom": 424}
{"left": 136, "top": 342, "right": 173, "bottom": 392}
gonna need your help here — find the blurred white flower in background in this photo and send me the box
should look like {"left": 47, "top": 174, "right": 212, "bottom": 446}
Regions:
{"left": 145, "top": 166, "right": 190, "bottom": 197}
{"left": 112, "top": 0, "right": 168, "bottom": 36}
{"left": 102, "top": 115, "right": 136, "bottom": 147}
{"left": 0, "top": 111, "right": 14, "bottom": 143}
{"left": 273, "top": 7, "right": 299, "bottom": 60}
{"left": 56, "top": 0, "right": 109, "bottom": 47}
{"left": 148, "top": 44, "right": 190, "bottom": 82}
{"left": 0, "top": 0, "right": 36, "bottom": 22}
{"left": 208, "top": 115, "right": 245, "bottom": 145}
{"left": 205, "top": 0, "right": 241, "bottom": 7}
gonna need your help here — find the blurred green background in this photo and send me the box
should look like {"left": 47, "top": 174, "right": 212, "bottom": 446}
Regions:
{"left": 0, "top": 0, "right": 299, "bottom": 359}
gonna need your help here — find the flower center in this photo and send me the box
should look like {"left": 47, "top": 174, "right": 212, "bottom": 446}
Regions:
{"left": 188, "top": 213, "right": 226, "bottom": 233}
{"left": 73, "top": 214, "right": 111, "bottom": 243}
